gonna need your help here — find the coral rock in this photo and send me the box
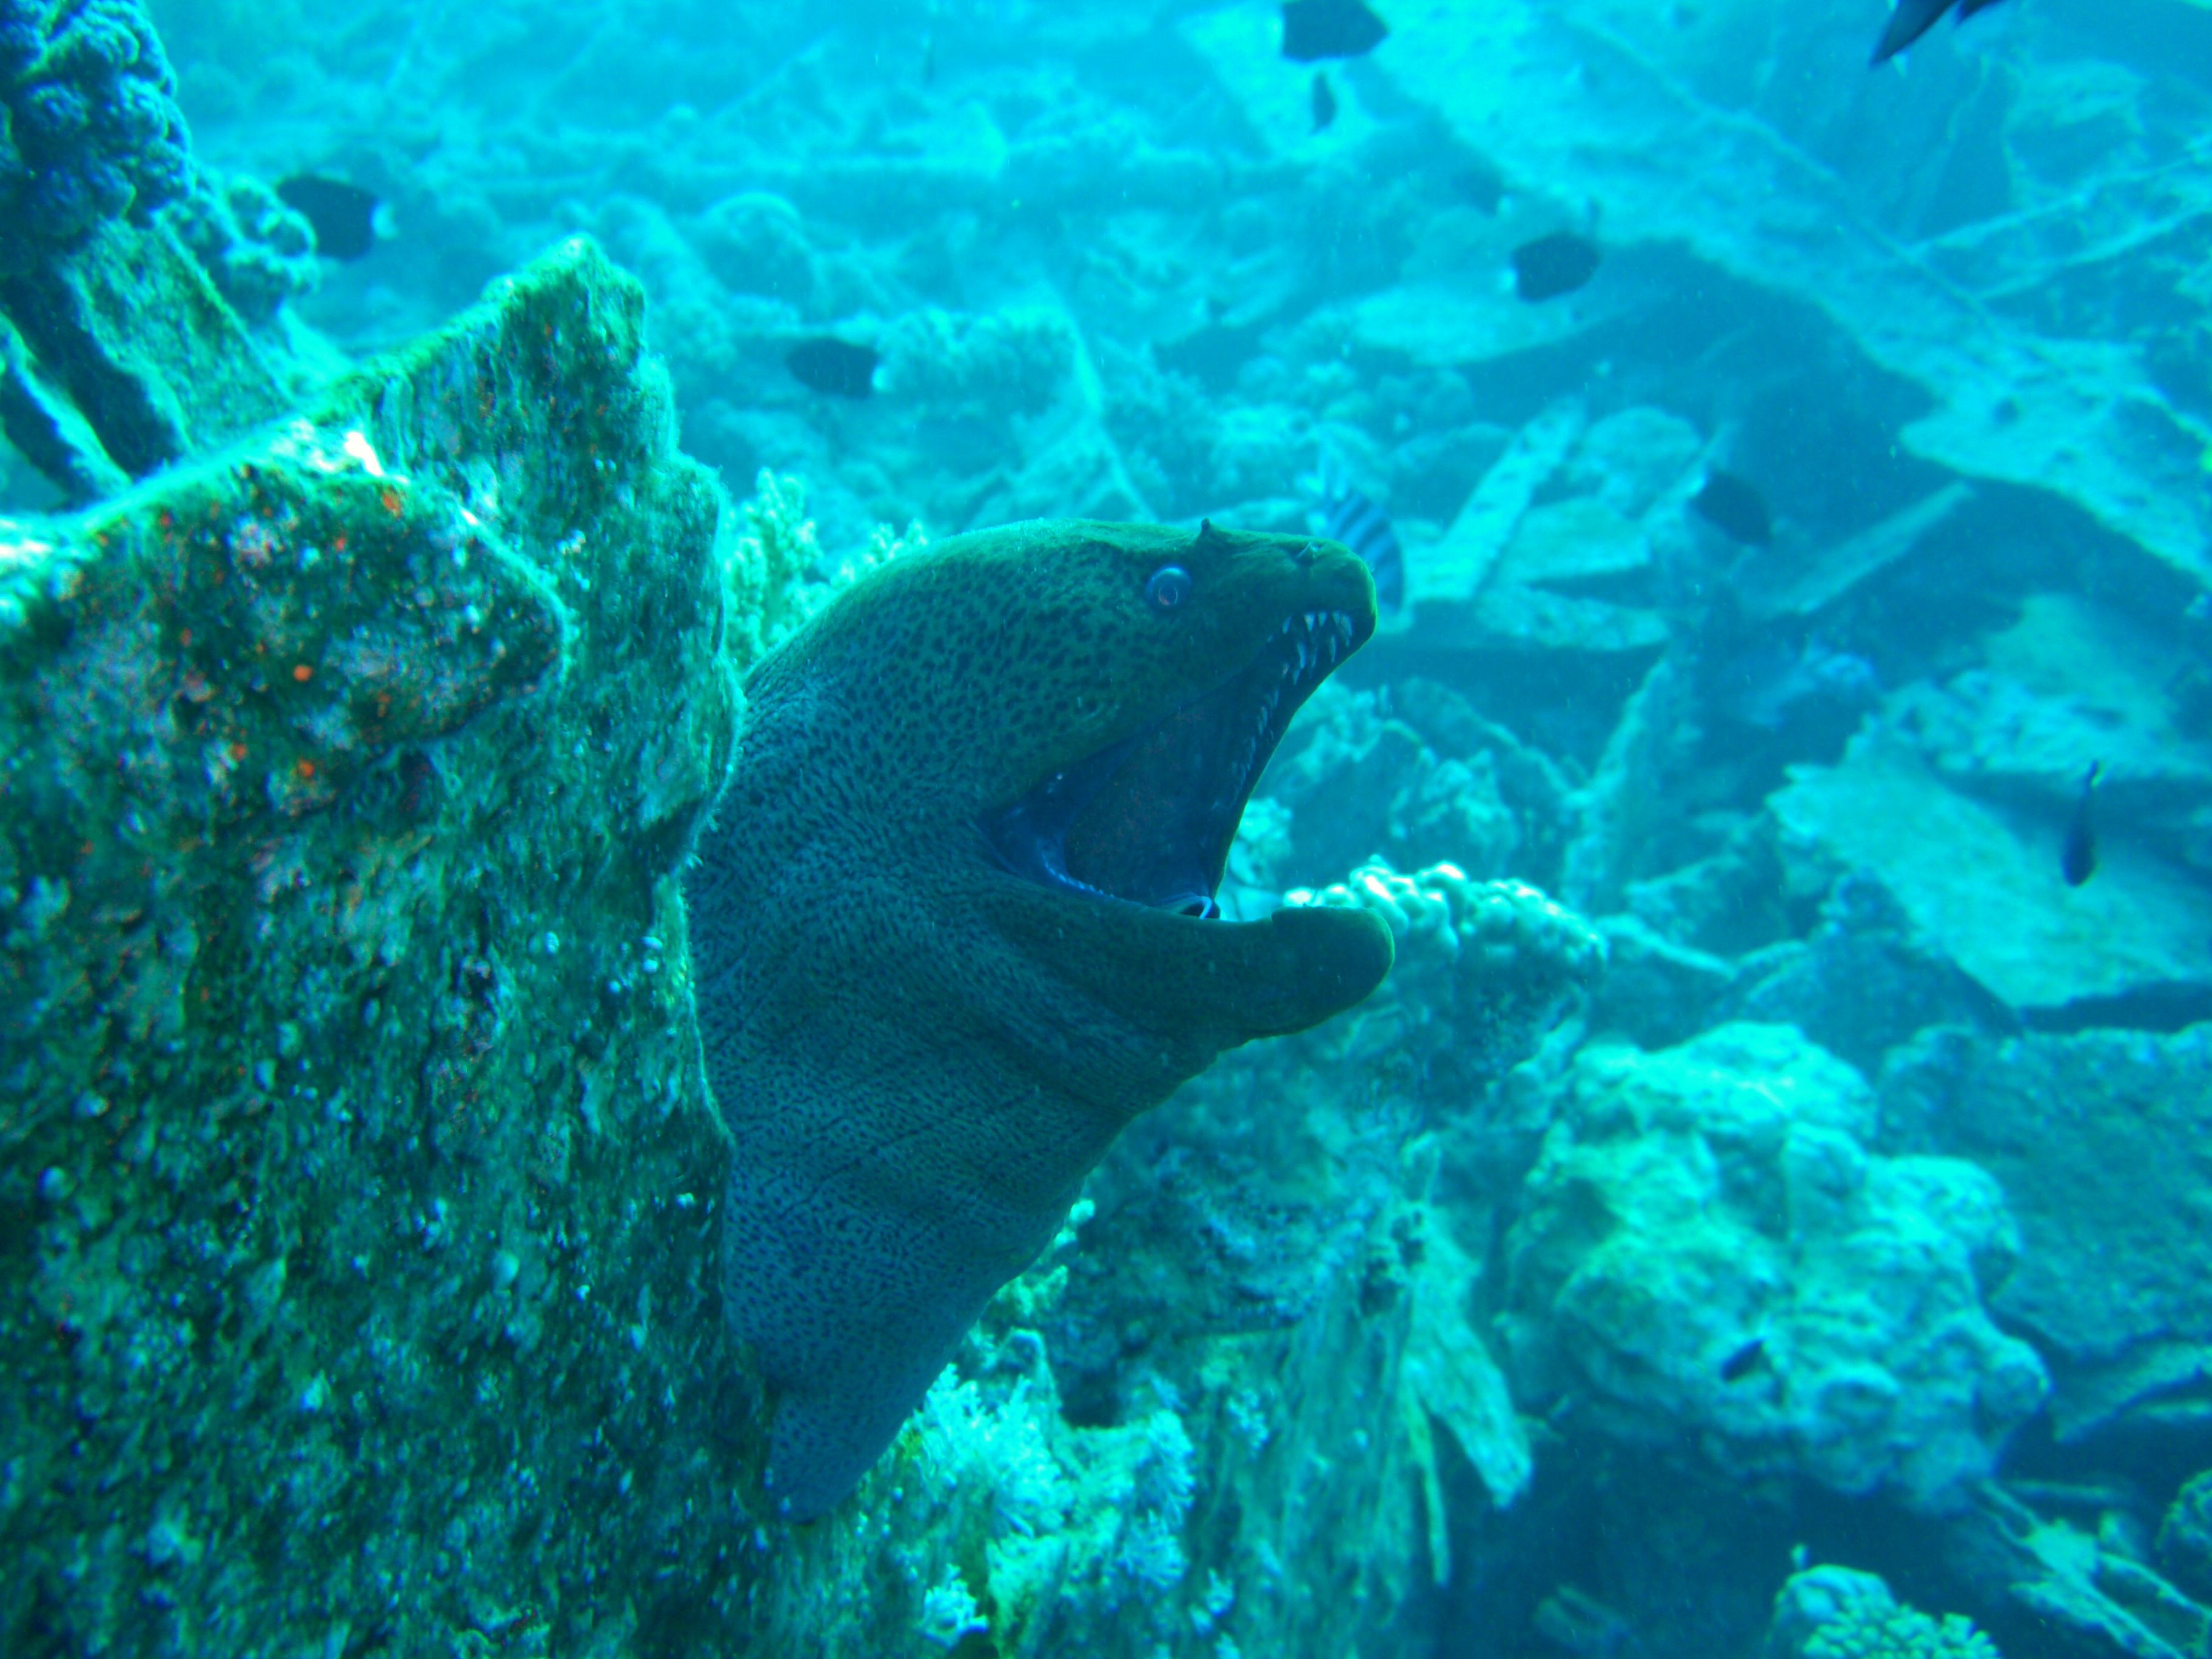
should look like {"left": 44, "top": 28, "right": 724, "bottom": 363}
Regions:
{"left": 1504, "top": 1022, "right": 2048, "bottom": 1510}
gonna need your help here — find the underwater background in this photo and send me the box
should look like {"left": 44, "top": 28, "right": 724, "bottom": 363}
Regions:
{"left": 5, "top": 0, "right": 2212, "bottom": 1653}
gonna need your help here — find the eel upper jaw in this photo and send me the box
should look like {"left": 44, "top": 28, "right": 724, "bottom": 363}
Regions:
{"left": 981, "top": 604, "right": 1367, "bottom": 917}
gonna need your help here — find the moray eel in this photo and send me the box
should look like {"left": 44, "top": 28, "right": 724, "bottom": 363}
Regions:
{"left": 685, "top": 518, "right": 1392, "bottom": 1521}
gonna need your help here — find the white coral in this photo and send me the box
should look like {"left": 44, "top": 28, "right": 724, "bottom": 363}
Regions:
{"left": 917, "top": 1369, "right": 1072, "bottom": 1539}
{"left": 918, "top": 1567, "right": 989, "bottom": 1649}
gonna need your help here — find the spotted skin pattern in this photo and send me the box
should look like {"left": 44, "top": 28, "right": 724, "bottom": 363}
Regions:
{"left": 685, "top": 518, "right": 1392, "bottom": 1520}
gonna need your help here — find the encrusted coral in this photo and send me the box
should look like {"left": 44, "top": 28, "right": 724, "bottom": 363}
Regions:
{"left": 1, "top": 240, "right": 746, "bottom": 1658}
{"left": 1768, "top": 1567, "right": 2000, "bottom": 1659}
{"left": 905, "top": 1362, "right": 1199, "bottom": 1638}
{"left": 161, "top": 171, "right": 320, "bottom": 324}
{"left": 719, "top": 467, "right": 925, "bottom": 674}
{"left": 883, "top": 1218, "right": 1204, "bottom": 1656}
{"left": 1287, "top": 858, "right": 1604, "bottom": 1079}
{"left": 1504, "top": 1024, "right": 2048, "bottom": 1510}
{"left": 1, "top": 5, "right": 315, "bottom": 503}
{"left": 0, "top": 0, "right": 193, "bottom": 269}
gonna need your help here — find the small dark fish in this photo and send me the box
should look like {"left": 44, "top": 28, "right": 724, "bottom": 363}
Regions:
{"left": 1720, "top": 1337, "right": 1768, "bottom": 1383}
{"left": 1690, "top": 469, "right": 1774, "bottom": 546}
{"left": 1310, "top": 462, "right": 1403, "bottom": 613}
{"left": 786, "top": 338, "right": 878, "bottom": 399}
{"left": 1311, "top": 70, "right": 1338, "bottom": 132}
{"left": 1510, "top": 231, "right": 1601, "bottom": 303}
{"left": 2062, "top": 760, "right": 2100, "bottom": 888}
{"left": 1281, "top": 0, "right": 1388, "bottom": 62}
{"left": 275, "top": 175, "right": 379, "bottom": 261}
{"left": 1871, "top": 0, "right": 2012, "bottom": 65}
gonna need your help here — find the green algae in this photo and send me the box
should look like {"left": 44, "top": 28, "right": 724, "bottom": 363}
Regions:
{"left": 0, "top": 228, "right": 1607, "bottom": 1657}
{"left": 1, "top": 237, "right": 751, "bottom": 1656}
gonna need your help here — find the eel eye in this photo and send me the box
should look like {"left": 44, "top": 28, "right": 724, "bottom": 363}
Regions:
{"left": 1144, "top": 565, "right": 1192, "bottom": 612}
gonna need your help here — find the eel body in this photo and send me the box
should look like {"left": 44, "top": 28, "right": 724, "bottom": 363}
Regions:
{"left": 685, "top": 518, "right": 1392, "bottom": 1520}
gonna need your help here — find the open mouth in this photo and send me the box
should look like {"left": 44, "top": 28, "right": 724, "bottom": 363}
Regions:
{"left": 983, "top": 606, "right": 1366, "bottom": 918}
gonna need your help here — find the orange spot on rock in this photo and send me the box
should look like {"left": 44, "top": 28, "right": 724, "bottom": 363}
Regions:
{"left": 228, "top": 742, "right": 247, "bottom": 762}
{"left": 379, "top": 488, "right": 402, "bottom": 516}
{"left": 294, "top": 758, "right": 317, "bottom": 780}
{"left": 292, "top": 664, "right": 313, "bottom": 683}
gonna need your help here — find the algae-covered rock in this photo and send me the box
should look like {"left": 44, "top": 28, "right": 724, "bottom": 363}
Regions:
{"left": 1398, "top": 1201, "right": 1532, "bottom": 1577}
{"left": 1412, "top": 398, "right": 1586, "bottom": 606}
{"left": 1561, "top": 406, "right": 1703, "bottom": 521}
{"left": 1880, "top": 1022, "right": 2212, "bottom": 1444}
{"left": 1428, "top": 580, "right": 1672, "bottom": 660}
{"left": 1945, "top": 1484, "right": 2211, "bottom": 1659}
{"left": 1, "top": 216, "right": 294, "bottom": 501}
{"left": 0, "top": 236, "right": 751, "bottom": 1656}
{"left": 1590, "top": 911, "right": 1739, "bottom": 1051}
{"left": 1504, "top": 1023, "right": 2048, "bottom": 1510}
{"left": 1888, "top": 594, "right": 2212, "bottom": 873}
{"left": 0, "top": 229, "right": 1495, "bottom": 1657}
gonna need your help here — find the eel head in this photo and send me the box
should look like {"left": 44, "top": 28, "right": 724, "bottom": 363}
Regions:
{"left": 693, "top": 517, "right": 1392, "bottom": 1520}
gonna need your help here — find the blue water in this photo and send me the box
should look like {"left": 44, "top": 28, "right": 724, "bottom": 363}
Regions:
{"left": 5, "top": 0, "right": 2212, "bottom": 1654}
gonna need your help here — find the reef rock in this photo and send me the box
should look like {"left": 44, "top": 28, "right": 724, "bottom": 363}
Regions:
{"left": 1719, "top": 874, "right": 2014, "bottom": 1076}
{"left": 1504, "top": 1023, "right": 2048, "bottom": 1510}
{"left": 0, "top": 237, "right": 751, "bottom": 1658}
{"left": 1881, "top": 1022, "right": 2212, "bottom": 1444}
{"left": 1263, "top": 686, "right": 1524, "bottom": 892}
{"left": 1890, "top": 593, "right": 2212, "bottom": 873}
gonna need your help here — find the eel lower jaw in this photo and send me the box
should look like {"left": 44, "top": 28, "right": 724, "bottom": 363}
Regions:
{"left": 981, "top": 605, "right": 1366, "bottom": 916}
